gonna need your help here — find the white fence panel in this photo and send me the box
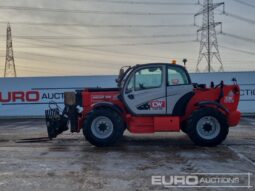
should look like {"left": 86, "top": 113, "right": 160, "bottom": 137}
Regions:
{"left": 0, "top": 71, "right": 254, "bottom": 117}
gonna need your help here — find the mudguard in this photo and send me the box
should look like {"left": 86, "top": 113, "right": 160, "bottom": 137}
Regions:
{"left": 92, "top": 102, "right": 123, "bottom": 115}
{"left": 196, "top": 101, "right": 229, "bottom": 114}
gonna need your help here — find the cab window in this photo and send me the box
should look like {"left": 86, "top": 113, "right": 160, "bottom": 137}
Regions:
{"left": 134, "top": 67, "right": 162, "bottom": 91}
{"left": 125, "top": 76, "right": 134, "bottom": 93}
{"left": 168, "top": 66, "right": 189, "bottom": 86}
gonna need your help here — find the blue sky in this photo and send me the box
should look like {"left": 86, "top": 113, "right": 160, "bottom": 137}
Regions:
{"left": 0, "top": 0, "right": 254, "bottom": 76}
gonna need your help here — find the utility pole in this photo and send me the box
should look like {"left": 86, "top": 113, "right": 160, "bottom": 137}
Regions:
{"left": 4, "top": 23, "right": 17, "bottom": 77}
{"left": 195, "top": 0, "right": 224, "bottom": 72}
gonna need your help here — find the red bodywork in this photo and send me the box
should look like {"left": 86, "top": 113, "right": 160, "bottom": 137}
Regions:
{"left": 77, "top": 85, "right": 240, "bottom": 134}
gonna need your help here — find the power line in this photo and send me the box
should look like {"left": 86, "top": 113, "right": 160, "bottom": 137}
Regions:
{"left": 220, "top": 45, "right": 255, "bottom": 56}
{"left": 0, "top": 36, "right": 197, "bottom": 62}
{"left": 75, "top": 0, "right": 198, "bottom": 5}
{"left": 1, "top": 33, "right": 195, "bottom": 40}
{"left": 14, "top": 52, "right": 145, "bottom": 70}
{"left": 0, "top": 6, "right": 195, "bottom": 15}
{"left": 13, "top": 49, "right": 195, "bottom": 73}
{"left": 13, "top": 50, "right": 126, "bottom": 70}
{"left": 213, "top": 6, "right": 255, "bottom": 25}
{"left": 222, "top": 32, "right": 255, "bottom": 44}
{"left": 0, "top": 21, "right": 194, "bottom": 28}
{"left": 20, "top": 48, "right": 165, "bottom": 60}
{"left": 0, "top": 0, "right": 198, "bottom": 5}
{"left": 16, "top": 67, "right": 64, "bottom": 75}
{"left": 2, "top": 38, "right": 185, "bottom": 61}
{"left": 225, "top": 12, "right": 255, "bottom": 25}
{"left": 8, "top": 39, "right": 197, "bottom": 48}
{"left": 10, "top": 35, "right": 255, "bottom": 67}
{"left": 231, "top": 0, "right": 255, "bottom": 9}
{"left": 246, "top": 0, "right": 255, "bottom": 6}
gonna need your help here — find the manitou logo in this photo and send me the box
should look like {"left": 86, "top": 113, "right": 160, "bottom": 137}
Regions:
{"left": 0, "top": 91, "right": 40, "bottom": 103}
{"left": 150, "top": 100, "right": 166, "bottom": 109}
{"left": 224, "top": 91, "right": 235, "bottom": 103}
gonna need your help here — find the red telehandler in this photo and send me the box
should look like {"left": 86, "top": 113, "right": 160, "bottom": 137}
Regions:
{"left": 45, "top": 63, "right": 240, "bottom": 147}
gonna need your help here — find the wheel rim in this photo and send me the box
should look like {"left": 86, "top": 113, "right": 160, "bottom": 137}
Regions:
{"left": 91, "top": 116, "right": 113, "bottom": 139}
{"left": 196, "top": 116, "right": 221, "bottom": 140}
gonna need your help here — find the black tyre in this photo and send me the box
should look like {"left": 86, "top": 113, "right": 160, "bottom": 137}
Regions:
{"left": 186, "top": 108, "right": 229, "bottom": 147}
{"left": 83, "top": 108, "right": 125, "bottom": 147}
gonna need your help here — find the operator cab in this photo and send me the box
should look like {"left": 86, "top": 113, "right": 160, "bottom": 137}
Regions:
{"left": 120, "top": 63, "right": 194, "bottom": 115}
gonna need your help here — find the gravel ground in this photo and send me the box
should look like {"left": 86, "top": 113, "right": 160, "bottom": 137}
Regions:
{"left": 0, "top": 118, "right": 254, "bottom": 191}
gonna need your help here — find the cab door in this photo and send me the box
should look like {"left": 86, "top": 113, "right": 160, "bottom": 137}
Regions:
{"left": 166, "top": 65, "right": 194, "bottom": 115}
{"left": 122, "top": 65, "right": 166, "bottom": 115}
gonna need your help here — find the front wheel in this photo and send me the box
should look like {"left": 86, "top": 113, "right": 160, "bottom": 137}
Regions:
{"left": 83, "top": 109, "right": 125, "bottom": 147}
{"left": 187, "top": 108, "right": 229, "bottom": 147}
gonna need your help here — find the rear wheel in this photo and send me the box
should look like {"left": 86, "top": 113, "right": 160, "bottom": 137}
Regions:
{"left": 187, "top": 108, "right": 229, "bottom": 147}
{"left": 83, "top": 109, "right": 125, "bottom": 147}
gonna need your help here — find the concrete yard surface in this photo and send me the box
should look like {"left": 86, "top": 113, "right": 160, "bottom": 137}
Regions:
{"left": 0, "top": 118, "right": 254, "bottom": 191}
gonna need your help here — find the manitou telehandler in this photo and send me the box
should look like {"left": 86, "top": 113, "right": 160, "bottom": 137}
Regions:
{"left": 45, "top": 63, "right": 241, "bottom": 147}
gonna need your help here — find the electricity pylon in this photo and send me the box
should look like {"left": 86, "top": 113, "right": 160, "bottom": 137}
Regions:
{"left": 195, "top": 0, "right": 224, "bottom": 72}
{"left": 4, "top": 23, "right": 17, "bottom": 77}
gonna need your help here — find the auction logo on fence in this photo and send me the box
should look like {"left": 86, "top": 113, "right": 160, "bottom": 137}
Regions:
{"left": 0, "top": 91, "right": 40, "bottom": 103}
{"left": 151, "top": 173, "right": 253, "bottom": 188}
{"left": 0, "top": 90, "right": 65, "bottom": 104}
